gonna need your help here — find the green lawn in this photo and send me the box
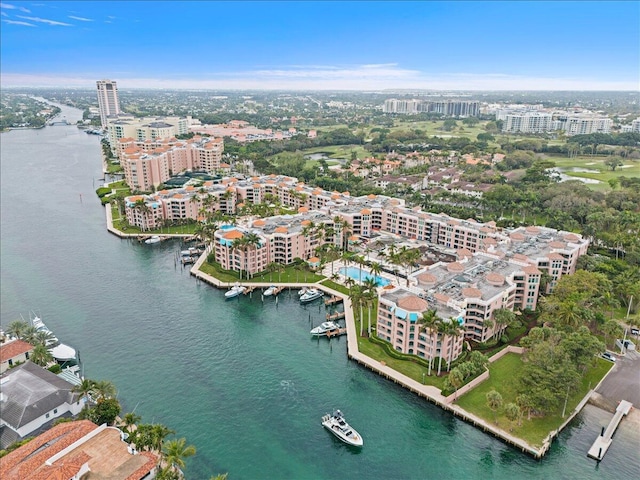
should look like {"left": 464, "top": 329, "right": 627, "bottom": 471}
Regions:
{"left": 542, "top": 155, "right": 640, "bottom": 192}
{"left": 111, "top": 208, "right": 198, "bottom": 235}
{"left": 391, "top": 120, "right": 488, "bottom": 141}
{"left": 200, "top": 261, "right": 325, "bottom": 284}
{"left": 357, "top": 337, "right": 447, "bottom": 389}
{"left": 456, "top": 353, "right": 614, "bottom": 447}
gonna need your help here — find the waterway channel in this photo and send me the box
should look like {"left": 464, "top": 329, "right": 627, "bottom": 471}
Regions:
{"left": 1, "top": 103, "right": 638, "bottom": 479}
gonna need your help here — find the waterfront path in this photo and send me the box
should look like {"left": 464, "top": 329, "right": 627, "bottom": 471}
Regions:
{"left": 188, "top": 249, "right": 550, "bottom": 457}
{"left": 105, "top": 204, "right": 192, "bottom": 239}
{"left": 100, "top": 216, "right": 595, "bottom": 459}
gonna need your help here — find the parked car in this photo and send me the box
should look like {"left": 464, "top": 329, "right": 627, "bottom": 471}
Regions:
{"left": 601, "top": 352, "right": 616, "bottom": 362}
{"left": 631, "top": 327, "right": 640, "bottom": 336}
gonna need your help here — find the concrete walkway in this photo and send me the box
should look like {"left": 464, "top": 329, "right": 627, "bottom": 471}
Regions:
{"left": 188, "top": 252, "right": 546, "bottom": 457}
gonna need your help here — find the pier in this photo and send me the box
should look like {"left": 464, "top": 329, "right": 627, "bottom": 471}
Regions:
{"left": 326, "top": 311, "right": 346, "bottom": 321}
{"left": 325, "top": 328, "right": 347, "bottom": 338}
{"left": 243, "top": 285, "right": 258, "bottom": 295}
{"left": 324, "top": 295, "right": 343, "bottom": 306}
{"left": 266, "top": 286, "right": 286, "bottom": 296}
{"left": 587, "top": 400, "right": 633, "bottom": 461}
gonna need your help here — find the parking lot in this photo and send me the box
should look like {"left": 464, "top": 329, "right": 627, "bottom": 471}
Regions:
{"left": 596, "top": 344, "right": 640, "bottom": 407}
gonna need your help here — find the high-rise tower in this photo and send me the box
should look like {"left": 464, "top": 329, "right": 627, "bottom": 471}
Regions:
{"left": 96, "top": 79, "right": 121, "bottom": 129}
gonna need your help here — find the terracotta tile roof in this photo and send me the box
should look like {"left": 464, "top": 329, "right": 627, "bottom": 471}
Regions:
{"left": 397, "top": 295, "right": 428, "bottom": 312}
{"left": 125, "top": 451, "right": 159, "bottom": 480}
{"left": 447, "top": 262, "right": 464, "bottom": 273}
{"left": 564, "top": 233, "right": 581, "bottom": 243}
{"left": 274, "top": 227, "right": 288, "bottom": 234}
{"left": 253, "top": 219, "right": 266, "bottom": 227}
{"left": 308, "top": 257, "right": 320, "bottom": 263}
{"left": 0, "top": 340, "right": 33, "bottom": 362}
{"left": 418, "top": 273, "right": 437, "bottom": 285}
{"left": 462, "top": 287, "right": 482, "bottom": 299}
{"left": 0, "top": 420, "right": 97, "bottom": 480}
{"left": 223, "top": 230, "right": 244, "bottom": 240}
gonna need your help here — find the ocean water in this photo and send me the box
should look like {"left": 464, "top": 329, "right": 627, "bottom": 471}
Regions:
{"left": 1, "top": 103, "right": 639, "bottom": 479}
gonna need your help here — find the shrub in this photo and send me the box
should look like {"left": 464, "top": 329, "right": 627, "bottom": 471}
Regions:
{"left": 48, "top": 364, "right": 62, "bottom": 374}
{"left": 96, "top": 187, "right": 111, "bottom": 198}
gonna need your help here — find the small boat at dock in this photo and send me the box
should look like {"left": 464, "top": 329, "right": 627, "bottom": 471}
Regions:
{"left": 145, "top": 235, "right": 161, "bottom": 244}
{"left": 225, "top": 283, "right": 246, "bottom": 299}
{"left": 263, "top": 285, "right": 277, "bottom": 296}
{"left": 321, "top": 410, "right": 363, "bottom": 447}
{"left": 310, "top": 321, "right": 341, "bottom": 336}
{"left": 31, "top": 314, "right": 78, "bottom": 363}
{"left": 300, "top": 288, "right": 324, "bottom": 303}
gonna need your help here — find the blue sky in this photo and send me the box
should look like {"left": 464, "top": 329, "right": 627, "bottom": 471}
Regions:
{"left": 1, "top": 1, "right": 638, "bottom": 90}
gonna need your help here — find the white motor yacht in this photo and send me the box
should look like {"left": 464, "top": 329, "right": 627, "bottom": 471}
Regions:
{"left": 310, "top": 321, "right": 341, "bottom": 336}
{"left": 225, "top": 284, "right": 246, "bottom": 299}
{"left": 300, "top": 288, "right": 324, "bottom": 303}
{"left": 321, "top": 410, "right": 363, "bottom": 447}
{"left": 145, "top": 235, "right": 161, "bottom": 244}
{"left": 263, "top": 285, "right": 277, "bottom": 296}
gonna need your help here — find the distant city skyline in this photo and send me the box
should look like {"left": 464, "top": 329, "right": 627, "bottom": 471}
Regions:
{"left": 1, "top": 1, "right": 638, "bottom": 91}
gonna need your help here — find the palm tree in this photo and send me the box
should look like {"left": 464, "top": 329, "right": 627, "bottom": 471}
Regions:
{"left": 32, "top": 329, "right": 58, "bottom": 347}
{"left": 163, "top": 437, "right": 197, "bottom": 473}
{"left": 348, "top": 285, "right": 365, "bottom": 336}
{"left": 242, "top": 232, "right": 262, "bottom": 278}
{"left": 121, "top": 412, "right": 142, "bottom": 435}
{"left": 20, "top": 325, "right": 40, "bottom": 345}
{"left": 445, "top": 319, "right": 463, "bottom": 372}
{"left": 231, "top": 236, "right": 247, "bottom": 280}
{"left": 398, "top": 246, "right": 421, "bottom": 287}
{"left": 363, "top": 285, "right": 378, "bottom": 337}
{"left": 152, "top": 424, "right": 176, "bottom": 453}
{"left": 419, "top": 309, "right": 439, "bottom": 376}
{"left": 436, "top": 319, "right": 448, "bottom": 376}
{"left": 492, "top": 308, "right": 515, "bottom": 341}
{"left": 5, "top": 320, "right": 29, "bottom": 339}
{"left": 354, "top": 255, "right": 366, "bottom": 283}
{"left": 30, "top": 343, "right": 54, "bottom": 366}
{"left": 340, "top": 250, "right": 354, "bottom": 270}
{"left": 72, "top": 378, "right": 96, "bottom": 405}
{"left": 93, "top": 380, "right": 117, "bottom": 400}
{"left": 369, "top": 261, "right": 382, "bottom": 280}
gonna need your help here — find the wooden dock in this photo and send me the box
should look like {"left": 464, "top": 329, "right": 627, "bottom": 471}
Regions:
{"left": 587, "top": 400, "right": 633, "bottom": 461}
{"left": 243, "top": 285, "right": 258, "bottom": 295}
{"left": 325, "top": 328, "right": 347, "bottom": 338}
{"left": 326, "top": 311, "right": 345, "bottom": 321}
{"left": 324, "top": 295, "right": 343, "bottom": 306}
{"left": 265, "top": 286, "right": 286, "bottom": 296}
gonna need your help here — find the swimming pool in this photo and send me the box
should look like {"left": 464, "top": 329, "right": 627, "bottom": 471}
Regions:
{"left": 339, "top": 266, "right": 391, "bottom": 287}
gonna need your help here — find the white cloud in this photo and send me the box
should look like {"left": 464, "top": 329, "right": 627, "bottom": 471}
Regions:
{"left": 1, "top": 10, "right": 7, "bottom": 16}
{"left": 2, "top": 19, "right": 35, "bottom": 26}
{"left": 0, "top": 2, "right": 31, "bottom": 13}
{"left": 1, "top": 68, "right": 637, "bottom": 91}
{"left": 68, "top": 15, "right": 93, "bottom": 22}
{"left": 16, "top": 15, "right": 72, "bottom": 26}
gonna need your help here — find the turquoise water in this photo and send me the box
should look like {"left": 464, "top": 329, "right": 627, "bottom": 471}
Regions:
{"left": 1, "top": 103, "right": 639, "bottom": 479}
{"left": 339, "top": 266, "right": 390, "bottom": 287}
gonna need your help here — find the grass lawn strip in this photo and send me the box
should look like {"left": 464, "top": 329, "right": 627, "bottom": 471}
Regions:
{"left": 456, "top": 352, "right": 613, "bottom": 447}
